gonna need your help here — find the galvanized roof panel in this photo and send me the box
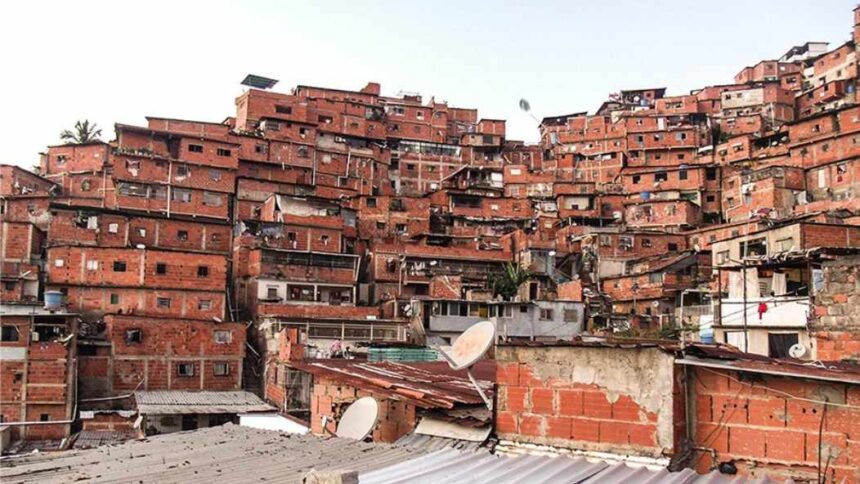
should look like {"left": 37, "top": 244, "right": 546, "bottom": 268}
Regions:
{"left": 135, "top": 390, "right": 275, "bottom": 415}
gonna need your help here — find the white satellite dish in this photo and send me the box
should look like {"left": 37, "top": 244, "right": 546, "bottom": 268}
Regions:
{"left": 788, "top": 343, "right": 808, "bottom": 359}
{"left": 334, "top": 396, "right": 379, "bottom": 440}
{"left": 436, "top": 321, "right": 495, "bottom": 409}
{"left": 651, "top": 300, "right": 660, "bottom": 308}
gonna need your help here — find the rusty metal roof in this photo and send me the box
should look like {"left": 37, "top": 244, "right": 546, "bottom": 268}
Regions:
{"left": 290, "top": 360, "right": 494, "bottom": 410}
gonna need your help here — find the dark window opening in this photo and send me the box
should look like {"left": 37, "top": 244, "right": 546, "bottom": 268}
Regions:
{"left": 188, "top": 144, "right": 204, "bottom": 153}
{"left": 113, "top": 261, "right": 127, "bottom": 272}
{"left": 768, "top": 333, "right": 799, "bottom": 358}
{"left": 156, "top": 263, "right": 167, "bottom": 275}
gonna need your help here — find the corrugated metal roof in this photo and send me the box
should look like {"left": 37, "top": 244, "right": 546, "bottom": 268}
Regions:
{"left": 135, "top": 390, "right": 275, "bottom": 415}
{"left": 72, "top": 430, "right": 137, "bottom": 449}
{"left": 361, "top": 448, "right": 789, "bottom": 484}
{"left": 0, "top": 424, "right": 427, "bottom": 484}
{"left": 0, "top": 425, "right": 788, "bottom": 484}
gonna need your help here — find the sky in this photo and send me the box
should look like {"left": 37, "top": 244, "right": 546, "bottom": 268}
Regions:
{"left": 1, "top": 0, "right": 857, "bottom": 168}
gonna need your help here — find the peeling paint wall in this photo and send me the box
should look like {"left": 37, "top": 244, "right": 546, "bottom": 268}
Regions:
{"left": 495, "top": 345, "right": 678, "bottom": 458}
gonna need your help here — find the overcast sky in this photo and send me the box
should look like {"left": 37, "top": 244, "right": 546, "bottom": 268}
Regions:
{"left": 1, "top": 0, "right": 856, "bottom": 168}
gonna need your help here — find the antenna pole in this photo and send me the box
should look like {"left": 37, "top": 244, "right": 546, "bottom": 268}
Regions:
{"left": 466, "top": 368, "right": 492, "bottom": 410}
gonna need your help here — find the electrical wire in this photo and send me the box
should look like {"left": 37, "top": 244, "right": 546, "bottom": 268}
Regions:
{"left": 701, "top": 367, "right": 860, "bottom": 410}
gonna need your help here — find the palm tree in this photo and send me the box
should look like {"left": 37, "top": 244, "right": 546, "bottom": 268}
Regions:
{"left": 60, "top": 120, "right": 102, "bottom": 144}
{"left": 493, "top": 262, "right": 532, "bottom": 300}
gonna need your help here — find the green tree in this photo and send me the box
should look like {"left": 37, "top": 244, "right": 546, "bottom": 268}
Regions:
{"left": 60, "top": 120, "right": 102, "bottom": 144}
{"left": 493, "top": 262, "right": 532, "bottom": 300}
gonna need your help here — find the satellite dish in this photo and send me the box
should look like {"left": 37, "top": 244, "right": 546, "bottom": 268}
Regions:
{"left": 335, "top": 396, "right": 379, "bottom": 440}
{"left": 446, "top": 320, "right": 495, "bottom": 371}
{"left": 788, "top": 343, "right": 808, "bottom": 359}
{"left": 651, "top": 301, "right": 660, "bottom": 308}
{"left": 518, "top": 99, "right": 531, "bottom": 112}
{"left": 435, "top": 321, "right": 495, "bottom": 410}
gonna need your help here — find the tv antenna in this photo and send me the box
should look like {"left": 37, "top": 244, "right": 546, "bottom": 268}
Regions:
{"left": 324, "top": 396, "right": 379, "bottom": 440}
{"left": 436, "top": 320, "right": 495, "bottom": 410}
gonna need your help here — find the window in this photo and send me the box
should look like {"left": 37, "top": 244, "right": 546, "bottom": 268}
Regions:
{"left": 632, "top": 175, "right": 641, "bottom": 184}
{"left": 156, "top": 263, "right": 167, "bottom": 275}
{"left": 679, "top": 170, "right": 688, "bottom": 180}
{"left": 706, "top": 168, "right": 717, "bottom": 181}
{"left": 676, "top": 132, "right": 687, "bottom": 141}
{"left": 177, "top": 230, "right": 188, "bottom": 241}
{"left": 197, "top": 266, "right": 209, "bottom": 277}
{"left": 55, "top": 258, "right": 65, "bottom": 267}
{"left": 113, "top": 261, "right": 127, "bottom": 272}
{"left": 706, "top": 195, "right": 716, "bottom": 202}
{"left": 198, "top": 299, "right": 212, "bottom": 310}
{"left": 40, "top": 414, "right": 50, "bottom": 422}
{"left": 275, "top": 105, "right": 292, "bottom": 114}
{"left": 213, "top": 362, "right": 230, "bottom": 376}
{"left": 172, "top": 188, "right": 192, "bottom": 203}
{"left": 208, "top": 169, "right": 222, "bottom": 181}
{"left": 1, "top": 326, "right": 19, "bottom": 342}
{"left": 539, "top": 308, "right": 554, "bottom": 320}
{"left": 214, "top": 330, "right": 232, "bottom": 344}
{"left": 266, "top": 286, "right": 279, "bottom": 299}
{"left": 125, "top": 329, "right": 142, "bottom": 344}
{"left": 654, "top": 172, "right": 668, "bottom": 182}
{"left": 255, "top": 143, "right": 268, "bottom": 154}
{"left": 156, "top": 297, "right": 171, "bottom": 309}
{"left": 202, "top": 191, "right": 222, "bottom": 207}
{"left": 85, "top": 260, "right": 98, "bottom": 271}
{"left": 717, "top": 251, "right": 730, "bottom": 264}
{"left": 188, "top": 144, "right": 204, "bottom": 153}
{"left": 110, "top": 293, "right": 120, "bottom": 305}
{"left": 668, "top": 243, "right": 679, "bottom": 251}
{"left": 108, "top": 223, "right": 119, "bottom": 233}
{"left": 216, "top": 148, "right": 232, "bottom": 157}
{"left": 177, "top": 363, "right": 195, "bottom": 377}
{"left": 376, "top": 221, "right": 385, "bottom": 230}
{"left": 641, "top": 238, "right": 652, "bottom": 248}
{"left": 320, "top": 235, "right": 330, "bottom": 246}
{"left": 395, "top": 224, "right": 407, "bottom": 234}
{"left": 366, "top": 197, "right": 377, "bottom": 208}
{"left": 649, "top": 273, "right": 663, "bottom": 284}
{"left": 81, "top": 179, "right": 92, "bottom": 191}
{"left": 768, "top": 333, "right": 799, "bottom": 358}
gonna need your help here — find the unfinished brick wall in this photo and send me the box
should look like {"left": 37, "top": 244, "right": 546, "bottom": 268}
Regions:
{"left": 106, "top": 315, "right": 244, "bottom": 393}
{"left": 309, "top": 376, "right": 417, "bottom": 443}
{"left": 689, "top": 366, "right": 860, "bottom": 483}
{"left": 495, "top": 344, "right": 680, "bottom": 459}
{"left": 812, "top": 255, "right": 860, "bottom": 361}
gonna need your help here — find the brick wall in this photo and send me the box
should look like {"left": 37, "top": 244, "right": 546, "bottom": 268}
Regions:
{"left": 689, "top": 366, "right": 860, "bottom": 482}
{"left": 105, "top": 315, "right": 244, "bottom": 392}
{"left": 811, "top": 255, "right": 860, "bottom": 361}
{"left": 309, "top": 376, "right": 417, "bottom": 442}
{"left": 495, "top": 344, "right": 680, "bottom": 458}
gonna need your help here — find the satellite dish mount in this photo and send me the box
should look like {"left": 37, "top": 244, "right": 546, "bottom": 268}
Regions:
{"left": 436, "top": 320, "right": 495, "bottom": 410}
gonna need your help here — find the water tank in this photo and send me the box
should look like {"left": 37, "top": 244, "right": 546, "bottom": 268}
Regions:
{"left": 641, "top": 192, "right": 651, "bottom": 201}
{"left": 44, "top": 291, "right": 64, "bottom": 310}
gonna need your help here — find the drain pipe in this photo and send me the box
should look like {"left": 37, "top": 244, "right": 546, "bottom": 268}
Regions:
{"left": 0, "top": 358, "right": 78, "bottom": 428}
